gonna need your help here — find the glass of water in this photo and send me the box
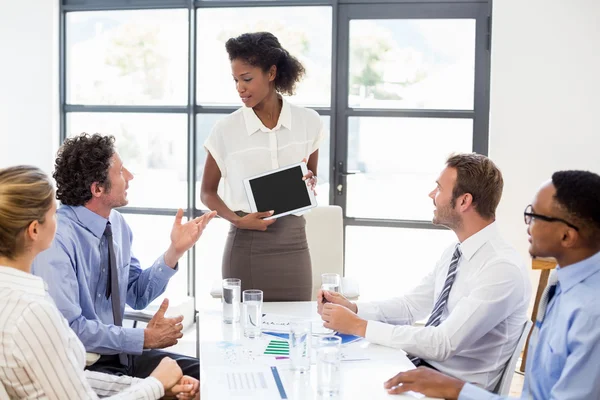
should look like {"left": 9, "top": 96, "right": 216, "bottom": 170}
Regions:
{"left": 317, "top": 335, "right": 342, "bottom": 397}
{"left": 321, "top": 273, "right": 341, "bottom": 294}
{"left": 242, "top": 289, "right": 263, "bottom": 338}
{"left": 289, "top": 319, "right": 311, "bottom": 373}
{"left": 222, "top": 278, "right": 241, "bottom": 324}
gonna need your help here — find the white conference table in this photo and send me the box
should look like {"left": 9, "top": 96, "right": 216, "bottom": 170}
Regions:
{"left": 198, "top": 300, "right": 438, "bottom": 399}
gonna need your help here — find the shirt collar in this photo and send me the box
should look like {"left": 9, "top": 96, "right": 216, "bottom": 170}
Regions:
{"left": 242, "top": 96, "right": 292, "bottom": 136}
{"left": 0, "top": 266, "right": 47, "bottom": 297}
{"left": 68, "top": 205, "right": 109, "bottom": 239}
{"left": 459, "top": 222, "right": 500, "bottom": 261}
{"left": 555, "top": 250, "right": 600, "bottom": 294}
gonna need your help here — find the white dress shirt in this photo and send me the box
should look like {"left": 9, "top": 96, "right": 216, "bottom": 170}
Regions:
{"left": 357, "top": 222, "right": 531, "bottom": 390}
{"left": 0, "top": 266, "right": 164, "bottom": 399}
{"left": 204, "top": 96, "right": 325, "bottom": 213}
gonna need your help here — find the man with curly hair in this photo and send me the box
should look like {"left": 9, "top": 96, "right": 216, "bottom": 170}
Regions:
{"left": 383, "top": 170, "right": 600, "bottom": 400}
{"left": 33, "top": 133, "right": 216, "bottom": 381}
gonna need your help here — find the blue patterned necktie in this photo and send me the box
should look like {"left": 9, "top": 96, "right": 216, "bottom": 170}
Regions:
{"left": 409, "top": 245, "right": 462, "bottom": 365}
{"left": 528, "top": 272, "right": 558, "bottom": 350}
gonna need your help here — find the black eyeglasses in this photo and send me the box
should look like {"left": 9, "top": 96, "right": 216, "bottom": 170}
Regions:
{"left": 524, "top": 204, "right": 579, "bottom": 231}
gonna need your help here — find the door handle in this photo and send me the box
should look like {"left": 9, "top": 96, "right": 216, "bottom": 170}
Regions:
{"left": 336, "top": 161, "right": 360, "bottom": 195}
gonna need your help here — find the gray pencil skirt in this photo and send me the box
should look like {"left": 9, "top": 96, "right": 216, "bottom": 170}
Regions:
{"left": 222, "top": 213, "right": 313, "bottom": 302}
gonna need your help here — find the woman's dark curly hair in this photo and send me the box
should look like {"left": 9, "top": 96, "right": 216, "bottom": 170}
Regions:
{"left": 53, "top": 133, "right": 115, "bottom": 206}
{"left": 225, "top": 32, "right": 305, "bottom": 95}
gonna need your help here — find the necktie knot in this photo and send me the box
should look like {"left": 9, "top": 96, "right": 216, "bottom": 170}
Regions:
{"left": 453, "top": 244, "right": 462, "bottom": 261}
{"left": 104, "top": 222, "right": 113, "bottom": 238}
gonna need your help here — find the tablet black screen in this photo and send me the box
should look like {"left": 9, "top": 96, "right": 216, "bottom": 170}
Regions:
{"left": 249, "top": 166, "right": 311, "bottom": 215}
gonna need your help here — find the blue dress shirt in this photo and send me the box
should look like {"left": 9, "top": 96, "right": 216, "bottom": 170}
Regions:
{"left": 32, "top": 205, "right": 177, "bottom": 355}
{"left": 459, "top": 250, "right": 600, "bottom": 400}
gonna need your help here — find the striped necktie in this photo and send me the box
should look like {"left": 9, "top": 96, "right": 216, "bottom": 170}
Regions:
{"left": 528, "top": 272, "right": 558, "bottom": 350}
{"left": 409, "top": 244, "right": 462, "bottom": 365}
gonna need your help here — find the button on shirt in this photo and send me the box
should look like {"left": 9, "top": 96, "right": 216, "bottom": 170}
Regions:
{"left": 459, "top": 250, "right": 600, "bottom": 400}
{"left": 204, "top": 97, "right": 325, "bottom": 213}
{"left": 0, "top": 267, "right": 163, "bottom": 399}
{"left": 356, "top": 222, "right": 531, "bottom": 390}
{"left": 31, "top": 205, "right": 177, "bottom": 355}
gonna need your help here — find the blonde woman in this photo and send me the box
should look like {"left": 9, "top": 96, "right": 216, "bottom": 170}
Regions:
{"left": 0, "top": 166, "right": 198, "bottom": 399}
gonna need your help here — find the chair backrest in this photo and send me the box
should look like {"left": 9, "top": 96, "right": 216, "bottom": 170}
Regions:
{"left": 304, "top": 205, "right": 344, "bottom": 301}
{"left": 495, "top": 320, "right": 533, "bottom": 395}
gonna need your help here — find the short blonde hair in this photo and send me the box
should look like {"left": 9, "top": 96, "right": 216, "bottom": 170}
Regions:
{"left": 0, "top": 166, "right": 54, "bottom": 259}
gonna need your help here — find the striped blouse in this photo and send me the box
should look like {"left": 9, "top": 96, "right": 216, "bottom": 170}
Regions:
{"left": 0, "top": 266, "right": 163, "bottom": 399}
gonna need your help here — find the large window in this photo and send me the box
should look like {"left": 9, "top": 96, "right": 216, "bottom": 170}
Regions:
{"left": 60, "top": 0, "right": 491, "bottom": 304}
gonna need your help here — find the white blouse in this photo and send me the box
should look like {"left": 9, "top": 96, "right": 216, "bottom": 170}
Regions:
{"left": 204, "top": 97, "right": 325, "bottom": 213}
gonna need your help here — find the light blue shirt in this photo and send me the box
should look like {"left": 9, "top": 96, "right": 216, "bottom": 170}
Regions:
{"left": 32, "top": 205, "right": 177, "bottom": 355}
{"left": 459, "top": 250, "right": 600, "bottom": 400}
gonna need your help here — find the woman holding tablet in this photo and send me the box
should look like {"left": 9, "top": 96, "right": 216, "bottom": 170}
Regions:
{"left": 201, "top": 32, "right": 324, "bottom": 301}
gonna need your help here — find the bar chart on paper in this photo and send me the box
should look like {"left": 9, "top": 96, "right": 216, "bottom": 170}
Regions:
{"left": 226, "top": 370, "right": 268, "bottom": 391}
{"left": 264, "top": 339, "right": 290, "bottom": 356}
{"left": 205, "top": 365, "right": 288, "bottom": 399}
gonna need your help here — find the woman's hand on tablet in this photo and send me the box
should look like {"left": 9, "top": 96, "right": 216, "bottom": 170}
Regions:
{"left": 301, "top": 158, "right": 318, "bottom": 195}
{"left": 234, "top": 211, "right": 277, "bottom": 231}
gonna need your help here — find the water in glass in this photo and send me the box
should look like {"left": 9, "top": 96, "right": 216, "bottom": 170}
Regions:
{"left": 222, "top": 282, "right": 240, "bottom": 324}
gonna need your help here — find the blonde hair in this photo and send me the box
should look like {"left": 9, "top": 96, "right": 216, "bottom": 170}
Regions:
{"left": 0, "top": 166, "right": 54, "bottom": 259}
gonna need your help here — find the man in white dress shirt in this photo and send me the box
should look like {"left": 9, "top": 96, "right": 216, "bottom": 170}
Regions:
{"left": 318, "top": 153, "right": 531, "bottom": 391}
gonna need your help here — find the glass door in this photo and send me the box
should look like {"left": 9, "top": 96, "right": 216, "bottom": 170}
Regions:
{"left": 333, "top": 2, "right": 490, "bottom": 299}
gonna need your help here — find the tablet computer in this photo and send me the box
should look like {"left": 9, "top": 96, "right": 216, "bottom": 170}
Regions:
{"left": 243, "top": 162, "right": 317, "bottom": 220}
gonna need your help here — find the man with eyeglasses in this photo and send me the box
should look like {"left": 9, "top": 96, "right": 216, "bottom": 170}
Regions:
{"left": 383, "top": 170, "right": 600, "bottom": 400}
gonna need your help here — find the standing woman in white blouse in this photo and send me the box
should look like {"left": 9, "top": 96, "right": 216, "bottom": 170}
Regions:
{"left": 201, "top": 32, "right": 324, "bottom": 301}
{"left": 0, "top": 166, "right": 198, "bottom": 400}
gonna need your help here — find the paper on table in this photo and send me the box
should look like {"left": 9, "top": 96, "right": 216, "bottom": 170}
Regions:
{"left": 261, "top": 314, "right": 292, "bottom": 333}
{"left": 204, "top": 365, "right": 289, "bottom": 400}
{"left": 263, "top": 331, "right": 363, "bottom": 345}
{"left": 201, "top": 341, "right": 263, "bottom": 366}
{"left": 261, "top": 313, "right": 341, "bottom": 336}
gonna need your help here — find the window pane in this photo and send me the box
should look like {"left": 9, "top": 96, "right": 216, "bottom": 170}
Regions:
{"left": 123, "top": 214, "right": 189, "bottom": 304}
{"left": 195, "top": 114, "right": 330, "bottom": 209}
{"left": 66, "top": 10, "right": 188, "bottom": 105}
{"left": 345, "top": 226, "right": 454, "bottom": 301}
{"left": 316, "top": 116, "right": 330, "bottom": 206}
{"left": 195, "top": 217, "right": 231, "bottom": 306}
{"left": 196, "top": 7, "right": 332, "bottom": 107}
{"left": 195, "top": 113, "right": 228, "bottom": 210}
{"left": 349, "top": 19, "right": 475, "bottom": 110}
{"left": 346, "top": 117, "right": 472, "bottom": 220}
{"left": 67, "top": 113, "right": 187, "bottom": 209}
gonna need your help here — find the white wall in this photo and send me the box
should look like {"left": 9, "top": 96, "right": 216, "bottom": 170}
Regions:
{"left": 0, "top": 0, "right": 58, "bottom": 174}
{"left": 490, "top": 0, "right": 600, "bottom": 272}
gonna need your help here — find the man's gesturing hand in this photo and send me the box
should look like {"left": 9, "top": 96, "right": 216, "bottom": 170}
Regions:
{"left": 144, "top": 299, "right": 184, "bottom": 349}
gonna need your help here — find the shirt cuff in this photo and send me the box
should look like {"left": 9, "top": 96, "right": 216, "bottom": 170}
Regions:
{"left": 458, "top": 383, "right": 496, "bottom": 400}
{"left": 365, "top": 320, "right": 395, "bottom": 347}
{"left": 356, "top": 302, "right": 380, "bottom": 320}
{"left": 155, "top": 254, "right": 178, "bottom": 280}
{"left": 143, "top": 376, "right": 165, "bottom": 399}
{"left": 122, "top": 327, "right": 145, "bottom": 355}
